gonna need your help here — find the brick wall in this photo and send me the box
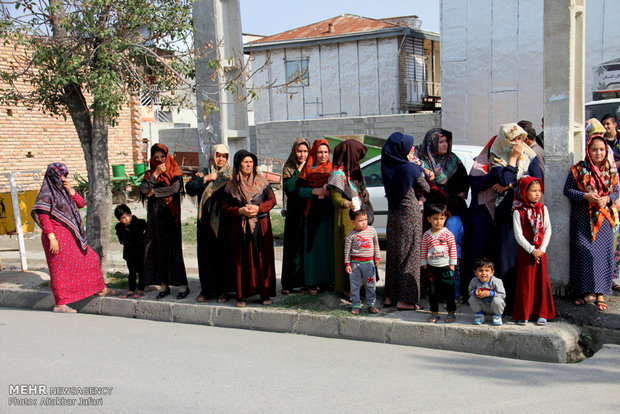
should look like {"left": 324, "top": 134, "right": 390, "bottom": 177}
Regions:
{"left": 0, "top": 41, "right": 141, "bottom": 193}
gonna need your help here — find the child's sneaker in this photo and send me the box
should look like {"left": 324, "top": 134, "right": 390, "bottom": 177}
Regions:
{"left": 473, "top": 313, "right": 484, "bottom": 325}
{"left": 492, "top": 314, "right": 503, "bottom": 326}
{"left": 536, "top": 318, "right": 547, "bottom": 326}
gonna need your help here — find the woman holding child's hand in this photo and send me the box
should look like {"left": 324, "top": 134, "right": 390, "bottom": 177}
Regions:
{"left": 564, "top": 119, "right": 619, "bottom": 311}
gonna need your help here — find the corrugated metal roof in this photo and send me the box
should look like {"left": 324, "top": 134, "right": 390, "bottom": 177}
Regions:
{"left": 249, "top": 14, "right": 401, "bottom": 44}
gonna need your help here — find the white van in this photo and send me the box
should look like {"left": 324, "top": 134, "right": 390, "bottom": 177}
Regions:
{"left": 585, "top": 98, "right": 620, "bottom": 122}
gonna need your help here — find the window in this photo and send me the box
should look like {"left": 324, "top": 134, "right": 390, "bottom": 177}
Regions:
{"left": 362, "top": 158, "right": 383, "bottom": 187}
{"left": 285, "top": 59, "right": 309, "bottom": 86}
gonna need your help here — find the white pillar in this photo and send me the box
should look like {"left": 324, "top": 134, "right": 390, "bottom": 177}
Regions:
{"left": 8, "top": 173, "right": 28, "bottom": 271}
{"left": 544, "top": 0, "right": 585, "bottom": 292}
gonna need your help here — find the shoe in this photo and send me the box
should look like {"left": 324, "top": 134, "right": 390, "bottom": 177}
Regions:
{"left": 536, "top": 318, "right": 547, "bottom": 326}
{"left": 517, "top": 320, "right": 528, "bottom": 326}
{"left": 351, "top": 307, "right": 360, "bottom": 315}
{"left": 262, "top": 298, "right": 273, "bottom": 306}
{"left": 445, "top": 314, "right": 456, "bottom": 323}
{"left": 368, "top": 306, "right": 379, "bottom": 314}
{"left": 176, "top": 287, "right": 190, "bottom": 300}
{"left": 236, "top": 299, "right": 247, "bottom": 308}
{"left": 473, "top": 313, "right": 484, "bottom": 325}
{"left": 156, "top": 287, "right": 170, "bottom": 299}
{"left": 217, "top": 293, "right": 228, "bottom": 303}
{"left": 493, "top": 314, "right": 503, "bottom": 326}
{"left": 53, "top": 305, "right": 77, "bottom": 313}
{"left": 427, "top": 314, "right": 440, "bottom": 323}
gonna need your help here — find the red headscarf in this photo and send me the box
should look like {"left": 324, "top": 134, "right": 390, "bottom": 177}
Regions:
{"left": 512, "top": 176, "right": 545, "bottom": 248}
{"left": 299, "top": 139, "right": 332, "bottom": 216}
{"left": 299, "top": 139, "right": 332, "bottom": 188}
{"left": 144, "top": 144, "right": 183, "bottom": 216}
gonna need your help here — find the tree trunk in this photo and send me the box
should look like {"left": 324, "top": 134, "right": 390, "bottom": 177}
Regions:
{"left": 62, "top": 84, "right": 111, "bottom": 275}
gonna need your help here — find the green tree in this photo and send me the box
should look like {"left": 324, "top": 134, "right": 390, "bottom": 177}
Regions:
{"left": 0, "top": 0, "right": 195, "bottom": 269}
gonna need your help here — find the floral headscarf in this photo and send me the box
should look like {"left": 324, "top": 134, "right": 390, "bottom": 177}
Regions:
{"left": 489, "top": 123, "right": 537, "bottom": 180}
{"left": 512, "top": 176, "right": 545, "bottom": 248}
{"left": 570, "top": 135, "right": 618, "bottom": 241}
{"left": 328, "top": 139, "right": 367, "bottom": 203}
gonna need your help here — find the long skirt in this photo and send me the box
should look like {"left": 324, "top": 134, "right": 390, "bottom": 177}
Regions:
{"left": 42, "top": 224, "right": 105, "bottom": 305}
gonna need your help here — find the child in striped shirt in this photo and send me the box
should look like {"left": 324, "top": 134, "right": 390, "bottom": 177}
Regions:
{"left": 422, "top": 203, "right": 458, "bottom": 323}
{"left": 344, "top": 208, "right": 381, "bottom": 315}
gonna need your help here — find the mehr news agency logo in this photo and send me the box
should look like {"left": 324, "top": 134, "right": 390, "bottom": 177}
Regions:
{"left": 8, "top": 384, "right": 113, "bottom": 407}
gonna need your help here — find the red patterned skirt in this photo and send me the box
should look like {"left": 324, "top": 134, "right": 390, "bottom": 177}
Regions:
{"left": 42, "top": 221, "right": 105, "bottom": 305}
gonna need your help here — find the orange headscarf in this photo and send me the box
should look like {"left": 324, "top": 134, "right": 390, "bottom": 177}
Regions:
{"left": 144, "top": 144, "right": 183, "bottom": 216}
{"left": 299, "top": 139, "right": 332, "bottom": 216}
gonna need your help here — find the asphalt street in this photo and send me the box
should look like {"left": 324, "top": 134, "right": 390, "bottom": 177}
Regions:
{"left": 1, "top": 309, "right": 619, "bottom": 413}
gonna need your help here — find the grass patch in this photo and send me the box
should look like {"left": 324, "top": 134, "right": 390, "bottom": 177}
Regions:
{"left": 182, "top": 217, "right": 197, "bottom": 244}
{"left": 39, "top": 281, "right": 50, "bottom": 288}
{"left": 273, "top": 291, "right": 356, "bottom": 317}
{"left": 271, "top": 206, "right": 285, "bottom": 240}
{"left": 105, "top": 272, "right": 129, "bottom": 290}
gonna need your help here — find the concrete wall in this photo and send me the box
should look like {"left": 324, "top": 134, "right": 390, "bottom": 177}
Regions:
{"left": 250, "top": 113, "right": 440, "bottom": 163}
{"left": 441, "top": 0, "right": 620, "bottom": 145}
{"left": 250, "top": 37, "right": 400, "bottom": 123}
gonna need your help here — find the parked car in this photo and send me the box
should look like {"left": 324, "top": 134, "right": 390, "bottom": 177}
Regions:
{"left": 361, "top": 144, "right": 483, "bottom": 239}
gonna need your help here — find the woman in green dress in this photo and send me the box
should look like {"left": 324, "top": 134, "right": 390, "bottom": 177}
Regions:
{"left": 280, "top": 138, "right": 310, "bottom": 294}
{"left": 297, "top": 139, "right": 334, "bottom": 294}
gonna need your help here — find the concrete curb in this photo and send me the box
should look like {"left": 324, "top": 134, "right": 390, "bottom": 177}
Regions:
{"left": 0, "top": 287, "right": 583, "bottom": 363}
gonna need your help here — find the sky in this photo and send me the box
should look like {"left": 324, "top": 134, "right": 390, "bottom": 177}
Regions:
{"left": 238, "top": 0, "right": 440, "bottom": 36}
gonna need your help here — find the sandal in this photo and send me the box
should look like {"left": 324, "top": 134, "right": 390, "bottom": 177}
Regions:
{"left": 262, "top": 298, "right": 273, "bottom": 306}
{"left": 309, "top": 289, "right": 318, "bottom": 296}
{"left": 574, "top": 294, "right": 596, "bottom": 306}
{"left": 196, "top": 294, "right": 207, "bottom": 303}
{"left": 368, "top": 306, "right": 379, "bottom": 314}
{"left": 53, "top": 305, "right": 77, "bottom": 313}
{"left": 613, "top": 283, "right": 620, "bottom": 293}
{"left": 97, "top": 288, "right": 121, "bottom": 297}
{"left": 281, "top": 289, "right": 290, "bottom": 295}
{"left": 217, "top": 293, "right": 228, "bottom": 303}
{"left": 595, "top": 300, "right": 608, "bottom": 311}
{"left": 133, "top": 291, "right": 145, "bottom": 298}
{"left": 536, "top": 318, "right": 548, "bottom": 326}
{"left": 445, "top": 314, "right": 456, "bottom": 323}
{"left": 351, "top": 307, "right": 360, "bottom": 315}
{"left": 427, "top": 314, "right": 440, "bottom": 323}
{"left": 236, "top": 300, "right": 247, "bottom": 308}
{"left": 120, "top": 291, "right": 135, "bottom": 299}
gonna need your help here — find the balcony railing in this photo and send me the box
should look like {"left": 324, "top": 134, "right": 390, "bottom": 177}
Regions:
{"left": 405, "top": 80, "right": 441, "bottom": 104}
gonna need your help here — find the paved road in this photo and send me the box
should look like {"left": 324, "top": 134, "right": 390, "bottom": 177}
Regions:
{"left": 1, "top": 309, "right": 619, "bottom": 413}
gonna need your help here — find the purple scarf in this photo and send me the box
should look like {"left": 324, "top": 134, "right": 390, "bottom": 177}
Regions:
{"left": 32, "top": 163, "right": 89, "bottom": 255}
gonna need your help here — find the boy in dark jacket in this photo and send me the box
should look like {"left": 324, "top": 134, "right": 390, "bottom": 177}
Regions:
{"left": 115, "top": 204, "right": 147, "bottom": 298}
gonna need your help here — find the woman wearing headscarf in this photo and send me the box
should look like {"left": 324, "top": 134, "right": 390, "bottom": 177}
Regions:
{"left": 31, "top": 163, "right": 110, "bottom": 313}
{"left": 416, "top": 128, "right": 469, "bottom": 202}
{"left": 297, "top": 139, "right": 334, "bottom": 294}
{"left": 222, "top": 150, "right": 277, "bottom": 307}
{"left": 468, "top": 124, "right": 542, "bottom": 308}
{"left": 280, "top": 138, "right": 310, "bottom": 295}
{"left": 564, "top": 119, "right": 619, "bottom": 311}
{"left": 328, "top": 139, "right": 369, "bottom": 295}
{"left": 140, "top": 143, "right": 188, "bottom": 300}
{"left": 381, "top": 132, "right": 430, "bottom": 310}
{"left": 185, "top": 144, "right": 233, "bottom": 302}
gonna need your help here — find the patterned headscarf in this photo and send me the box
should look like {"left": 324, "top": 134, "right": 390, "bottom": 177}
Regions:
{"left": 328, "top": 139, "right": 367, "bottom": 202}
{"left": 585, "top": 118, "right": 606, "bottom": 139}
{"left": 282, "top": 138, "right": 310, "bottom": 181}
{"left": 381, "top": 132, "right": 424, "bottom": 209}
{"left": 570, "top": 136, "right": 618, "bottom": 241}
{"left": 417, "top": 128, "right": 461, "bottom": 186}
{"left": 489, "top": 123, "right": 537, "bottom": 180}
{"left": 197, "top": 144, "right": 232, "bottom": 236}
{"left": 31, "top": 163, "right": 89, "bottom": 255}
{"left": 224, "top": 150, "right": 270, "bottom": 233}
{"left": 512, "top": 176, "right": 545, "bottom": 249}
{"left": 143, "top": 143, "right": 183, "bottom": 216}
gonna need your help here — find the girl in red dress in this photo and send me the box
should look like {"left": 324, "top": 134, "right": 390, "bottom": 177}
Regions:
{"left": 511, "top": 176, "right": 555, "bottom": 325}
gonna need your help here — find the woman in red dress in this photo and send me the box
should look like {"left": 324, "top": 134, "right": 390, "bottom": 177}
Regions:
{"left": 32, "top": 163, "right": 109, "bottom": 313}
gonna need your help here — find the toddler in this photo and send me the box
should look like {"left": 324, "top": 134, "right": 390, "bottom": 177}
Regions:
{"left": 422, "top": 203, "right": 458, "bottom": 323}
{"left": 344, "top": 208, "right": 381, "bottom": 315}
{"left": 468, "top": 257, "right": 506, "bottom": 325}
{"left": 114, "top": 204, "right": 147, "bottom": 299}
